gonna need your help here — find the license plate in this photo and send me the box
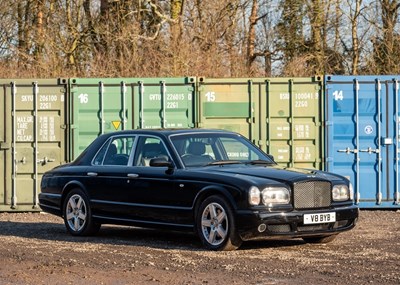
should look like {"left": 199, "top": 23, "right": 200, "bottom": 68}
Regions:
{"left": 303, "top": 212, "right": 336, "bottom": 224}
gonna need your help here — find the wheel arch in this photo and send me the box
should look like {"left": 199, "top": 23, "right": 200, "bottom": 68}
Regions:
{"left": 193, "top": 185, "right": 240, "bottom": 219}
{"left": 61, "top": 181, "right": 88, "bottom": 214}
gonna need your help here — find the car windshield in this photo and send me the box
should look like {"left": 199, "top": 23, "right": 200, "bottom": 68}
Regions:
{"left": 170, "top": 132, "right": 274, "bottom": 168}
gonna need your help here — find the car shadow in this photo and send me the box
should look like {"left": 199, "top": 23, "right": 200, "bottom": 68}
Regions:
{"left": 0, "top": 217, "right": 305, "bottom": 251}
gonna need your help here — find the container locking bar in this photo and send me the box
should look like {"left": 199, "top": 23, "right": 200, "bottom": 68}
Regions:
{"left": 33, "top": 82, "right": 39, "bottom": 209}
{"left": 337, "top": 147, "right": 358, "bottom": 154}
{"left": 37, "top": 157, "right": 56, "bottom": 165}
{"left": 359, "top": 147, "right": 380, "bottom": 154}
{"left": 11, "top": 81, "right": 17, "bottom": 209}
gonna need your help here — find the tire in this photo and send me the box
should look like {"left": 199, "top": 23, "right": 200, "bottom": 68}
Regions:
{"left": 63, "top": 188, "right": 100, "bottom": 236}
{"left": 302, "top": 235, "right": 337, "bottom": 244}
{"left": 196, "top": 195, "right": 242, "bottom": 251}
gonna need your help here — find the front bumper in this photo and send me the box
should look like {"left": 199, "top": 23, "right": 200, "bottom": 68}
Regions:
{"left": 236, "top": 205, "right": 359, "bottom": 241}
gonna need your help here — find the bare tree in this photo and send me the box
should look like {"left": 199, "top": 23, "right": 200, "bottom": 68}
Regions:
{"left": 372, "top": 0, "right": 400, "bottom": 74}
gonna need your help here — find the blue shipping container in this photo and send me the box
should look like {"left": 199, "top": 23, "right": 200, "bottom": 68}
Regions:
{"left": 325, "top": 75, "right": 400, "bottom": 208}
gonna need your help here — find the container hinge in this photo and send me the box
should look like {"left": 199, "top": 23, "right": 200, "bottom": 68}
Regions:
{"left": 0, "top": 142, "right": 10, "bottom": 150}
{"left": 394, "top": 191, "right": 399, "bottom": 205}
{"left": 377, "top": 192, "right": 382, "bottom": 205}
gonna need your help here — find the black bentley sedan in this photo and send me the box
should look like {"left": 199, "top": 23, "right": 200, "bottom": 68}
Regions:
{"left": 39, "top": 129, "right": 358, "bottom": 250}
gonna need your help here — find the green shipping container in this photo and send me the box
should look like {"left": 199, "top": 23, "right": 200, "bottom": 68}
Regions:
{"left": 197, "top": 77, "right": 324, "bottom": 169}
{"left": 69, "top": 77, "right": 196, "bottom": 159}
{"left": 0, "top": 79, "right": 68, "bottom": 211}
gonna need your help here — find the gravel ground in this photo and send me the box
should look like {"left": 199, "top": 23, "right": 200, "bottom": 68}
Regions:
{"left": 0, "top": 210, "right": 399, "bottom": 285}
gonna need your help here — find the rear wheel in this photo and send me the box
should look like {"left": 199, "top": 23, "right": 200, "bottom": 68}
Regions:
{"left": 63, "top": 188, "right": 100, "bottom": 236}
{"left": 302, "top": 235, "right": 337, "bottom": 244}
{"left": 196, "top": 195, "right": 242, "bottom": 251}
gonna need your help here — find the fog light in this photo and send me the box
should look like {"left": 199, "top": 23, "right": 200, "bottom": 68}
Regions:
{"left": 258, "top": 224, "right": 267, "bottom": 232}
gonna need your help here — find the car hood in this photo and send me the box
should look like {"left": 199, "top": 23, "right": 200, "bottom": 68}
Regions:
{"left": 200, "top": 164, "right": 343, "bottom": 183}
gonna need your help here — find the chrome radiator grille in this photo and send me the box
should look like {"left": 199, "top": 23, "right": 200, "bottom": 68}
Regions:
{"left": 293, "top": 181, "right": 331, "bottom": 209}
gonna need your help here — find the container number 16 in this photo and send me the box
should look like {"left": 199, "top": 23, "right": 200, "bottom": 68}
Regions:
{"left": 78, "top": 93, "right": 89, "bottom": 104}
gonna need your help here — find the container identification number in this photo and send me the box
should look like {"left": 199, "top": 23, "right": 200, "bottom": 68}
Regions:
{"left": 333, "top": 90, "right": 344, "bottom": 100}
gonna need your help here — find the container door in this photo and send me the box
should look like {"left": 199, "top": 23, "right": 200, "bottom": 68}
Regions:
{"left": 264, "top": 77, "right": 323, "bottom": 169}
{"left": 326, "top": 75, "right": 399, "bottom": 208}
{"left": 70, "top": 79, "right": 133, "bottom": 158}
{"left": 131, "top": 78, "right": 196, "bottom": 129}
{"left": 197, "top": 78, "right": 259, "bottom": 145}
{"left": 0, "top": 79, "right": 67, "bottom": 211}
{"left": 70, "top": 77, "right": 196, "bottom": 159}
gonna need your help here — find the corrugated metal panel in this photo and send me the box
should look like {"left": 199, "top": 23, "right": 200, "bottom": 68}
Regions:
{"left": 0, "top": 79, "right": 68, "bottom": 211}
{"left": 325, "top": 75, "right": 400, "bottom": 208}
{"left": 197, "top": 77, "right": 324, "bottom": 169}
{"left": 197, "top": 78, "right": 258, "bottom": 144}
{"left": 264, "top": 77, "right": 324, "bottom": 169}
{"left": 69, "top": 77, "right": 196, "bottom": 159}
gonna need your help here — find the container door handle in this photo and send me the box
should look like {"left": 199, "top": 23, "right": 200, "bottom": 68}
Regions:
{"left": 337, "top": 147, "right": 358, "bottom": 154}
{"left": 127, "top": 173, "right": 139, "bottom": 178}
{"left": 37, "top": 156, "right": 56, "bottom": 165}
{"left": 359, "top": 147, "right": 379, "bottom": 154}
{"left": 17, "top": 156, "right": 27, "bottom": 164}
{"left": 87, "top": 172, "right": 98, "bottom": 177}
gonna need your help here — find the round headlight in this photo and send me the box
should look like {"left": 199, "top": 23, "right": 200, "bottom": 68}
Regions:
{"left": 248, "top": 186, "right": 261, "bottom": 205}
{"left": 332, "top": 185, "right": 350, "bottom": 201}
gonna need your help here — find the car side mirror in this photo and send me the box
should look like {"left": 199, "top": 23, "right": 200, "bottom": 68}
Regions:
{"left": 266, "top": 154, "right": 275, "bottom": 161}
{"left": 149, "top": 157, "right": 174, "bottom": 169}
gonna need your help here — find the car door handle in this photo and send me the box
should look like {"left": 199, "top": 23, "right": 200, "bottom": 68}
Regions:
{"left": 87, "top": 172, "right": 98, "bottom": 177}
{"left": 127, "top": 173, "right": 139, "bottom": 178}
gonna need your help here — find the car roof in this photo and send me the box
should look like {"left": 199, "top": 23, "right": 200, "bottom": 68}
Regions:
{"left": 100, "top": 128, "right": 236, "bottom": 138}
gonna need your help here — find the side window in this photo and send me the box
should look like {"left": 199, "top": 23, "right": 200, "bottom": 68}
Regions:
{"left": 93, "top": 136, "right": 135, "bottom": 166}
{"left": 134, "top": 137, "right": 169, "bottom": 166}
{"left": 93, "top": 142, "right": 109, "bottom": 165}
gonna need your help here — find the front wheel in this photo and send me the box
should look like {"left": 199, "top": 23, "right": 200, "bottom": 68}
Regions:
{"left": 196, "top": 195, "right": 242, "bottom": 251}
{"left": 302, "top": 235, "right": 337, "bottom": 244}
{"left": 63, "top": 188, "right": 100, "bottom": 236}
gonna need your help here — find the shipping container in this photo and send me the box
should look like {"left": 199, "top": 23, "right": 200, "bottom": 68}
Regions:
{"left": 197, "top": 77, "right": 324, "bottom": 169}
{"left": 69, "top": 77, "right": 196, "bottom": 159}
{"left": 325, "top": 75, "right": 400, "bottom": 208}
{"left": 0, "top": 79, "right": 68, "bottom": 211}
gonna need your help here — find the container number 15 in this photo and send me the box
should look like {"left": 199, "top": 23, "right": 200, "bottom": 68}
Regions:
{"left": 205, "top": 91, "right": 216, "bottom": 102}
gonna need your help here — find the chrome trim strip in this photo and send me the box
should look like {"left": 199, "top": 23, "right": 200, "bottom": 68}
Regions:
{"left": 91, "top": 199, "right": 191, "bottom": 211}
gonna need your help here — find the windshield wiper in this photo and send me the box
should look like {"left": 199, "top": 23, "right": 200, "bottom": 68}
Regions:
{"left": 245, "top": 160, "right": 275, "bottom": 165}
{"left": 205, "top": 160, "right": 243, "bottom": 166}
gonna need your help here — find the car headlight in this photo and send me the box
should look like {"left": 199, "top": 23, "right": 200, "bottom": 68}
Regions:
{"left": 332, "top": 184, "right": 350, "bottom": 201}
{"left": 261, "top": 187, "right": 290, "bottom": 205}
{"left": 248, "top": 186, "right": 261, "bottom": 205}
